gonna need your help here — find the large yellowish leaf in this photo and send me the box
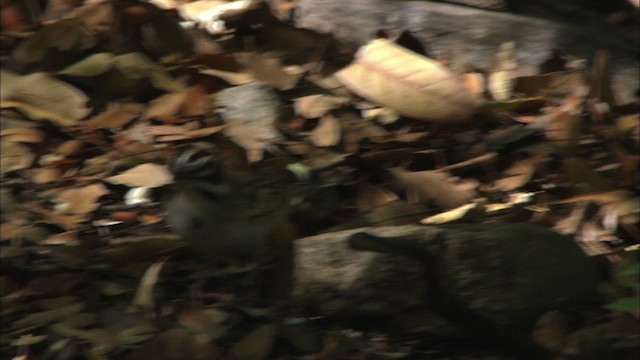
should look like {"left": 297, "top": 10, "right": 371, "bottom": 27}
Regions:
{"left": 335, "top": 39, "right": 479, "bottom": 122}
{"left": 105, "top": 163, "right": 173, "bottom": 188}
{"left": 1, "top": 70, "right": 91, "bottom": 125}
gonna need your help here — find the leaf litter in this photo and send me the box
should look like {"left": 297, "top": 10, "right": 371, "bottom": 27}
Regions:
{"left": 0, "top": 1, "right": 638, "bottom": 359}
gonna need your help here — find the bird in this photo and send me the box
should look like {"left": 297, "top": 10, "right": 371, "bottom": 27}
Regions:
{"left": 162, "top": 149, "right": 312, "bottom": 266}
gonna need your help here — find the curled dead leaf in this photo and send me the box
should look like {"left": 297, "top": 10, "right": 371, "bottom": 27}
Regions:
{"left": 336, "top": 39, "right": 479, "bottom": 122}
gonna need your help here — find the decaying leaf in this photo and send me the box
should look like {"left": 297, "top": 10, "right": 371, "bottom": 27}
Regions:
{"left": 0, "top": 140, "right": 35, "bottom": 173}
{"left": 54, "top": 183, "right": 109, "bottom": 216}
{"left": 0, "top": 127, "right": 44, "bottom": 143}
{"left": 335, "top": 39, "right": 479, "bottom": 122}
{"left": 84, "top": 103, "right": 144, "bottom": 129}
{"left": 133, "top": 260, "right": 167, "bottom": 311}
{"left": 105, "top": 163, "right": 173, "bottom": 188}
{"left": 294, "top": 94, "right": 349, "bottom": 119}
{"left": 236, "top": 52, "right": 301, "bottom": 90}
{"left": 356, "top": 184, "right": 399, "bottom": 212}
{"left": 309, "top": 114, "right": 341, "bottom": 147}
{"left": 1, "top": 70, "right": 91, "bottom": 125}
{"left": 390, "top": 168, "right": 478, "bottom": 210}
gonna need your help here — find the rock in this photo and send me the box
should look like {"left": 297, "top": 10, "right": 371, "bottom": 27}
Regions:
{"left": 291, "top": 223, "right": 601, "bottom": 335}
{"left": 294, "top": 0, "right": 639, "bottom": 103}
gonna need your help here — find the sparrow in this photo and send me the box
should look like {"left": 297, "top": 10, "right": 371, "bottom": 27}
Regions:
{"left": 163, "top": 149, "right": 313, "bottom": 265}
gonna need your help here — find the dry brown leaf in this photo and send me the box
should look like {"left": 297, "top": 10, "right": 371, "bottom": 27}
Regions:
{"left": 133, "top": 260, "right": 167, "bottom": 311}
{"left": 236, "top": 52, "right": 301, "bottom": 90}
{"left": 150, "top": 123, "right": 226, "bottom": 142}
{"left": 545, "top": 111, "right": 581, "bottom": 149}
{"left": 309, "top": 114, "right": 341, "bottom": 147}
{"left": 181, "top": 85, "right": 211, "bottom": 117}
{"left": 199, "top": 67, "right": 255, "bottom": 85}
{"left": 55, "top": 183, "right": 109, "bottom": 215}
{"left": 294, "top": 95, "right": 349, "bottom": 119}
{"left": 1, "top": 70, "right": 90, "bottom": 125}
{"left": 361, "top": 107, "right": 400, "bottom": 124}
{"left": 355, "top": 184, "right": 399, "bottom": 212}
{"left": 41, "top": 231, "right": 81, "bottom": 246}
{"left": 0, "top": 222, "right": 22, "bottom": 242}
{"left": 336, "top": 39, "right": 479, "bottom": 122}
{"left": 0, "top": 140, "right": 35, "bottom": 173}
{"left": 29, "top": 167, "right": 64, "bottom": 184}
{"left": 495, "top": 154, "right": 547, "bottom": 191}
{"left": 55, "top": 140, "right": 84, "bottom": 157}
{"left": 84, "top": 103, "right": 143, "bottom": 129}
{"left": 105, "top": 163, "right": 173, "bottom": 188}
{"left": 141, "top": 92, "right": 188, "bottom": 121}
{"left": 391, "top": 168, "right": 478, "bottom": 210}
{"left": 0, "top": 127, "right": 44, "bottom": 143}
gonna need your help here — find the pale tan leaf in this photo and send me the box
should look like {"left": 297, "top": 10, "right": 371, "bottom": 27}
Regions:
{"left": 0, "top": 100, "right": 78, "bottom": 126}
{"left": 55, "top": 183, "right": 109, "bottom": 215}
{"left": 181, "top": 85, "right": 211, "bottom": 116}
{"left": 199, "top": 67, "right": 255, "bottom": 85}
{"left": 149, "top": 123, "right": 226, "bottom": 142}
{"left": 41, "top": 231, "right": 81, "bottom": 246}
{"left": 141, "top": 92, "right": 188, "bottom": 121}
{"left": 0, "top": 128, "right": 44, "bottom": 143}
{"left": 421, "top": 202, "right": 485, "bottom": 224}
{"left": 29, "top": 167, "right": 63, "bottom": 184}
{"left": 1, "top": 70, "right": 90, "bottom": 125}
{"left": 105, "top": 163, "right": 173, "bottom": 188}
{"left": 391, "top": 168, "right": 478, "bottom": 210}
{"left": 133, "top": 260, "right": 167, "bottom": 311}
{"left": 356, "top": 184, "right": 399, "bottom": 212}
{"left": 309, "top": 114, "right": 341, "bottom": 147}
{"left": 495, "top": 154, "right": 547, "bottom": 191}
{"left": 335, "top": 39, "right": 479, "bottom": 122}
{"left": 84, "top": 103, "right": 144, "bottom": 129}
{"left": 294, "top": 95, "right": 349, "bottom": 119}
{"left": 55, "top": 139, "right": 84, "bottom": 157}
{"left": 236, "top": 52, "right": 300, "bottom": 90}
{"left": 0, "top": 140, "right": 35, "bottom": 173}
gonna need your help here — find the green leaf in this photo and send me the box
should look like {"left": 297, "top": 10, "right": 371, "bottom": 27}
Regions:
{"left": 605, "top": 296, "right": 640, "bottom": 311}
